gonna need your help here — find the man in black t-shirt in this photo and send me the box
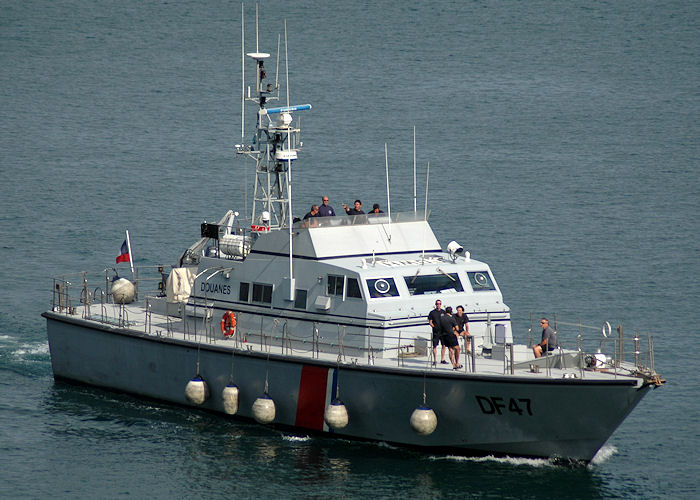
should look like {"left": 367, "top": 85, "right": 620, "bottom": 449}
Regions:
{"left": 439, "top": 306, "right": 462, "bottom": 369}
{"left": 455, "top": 305, "right": 472, "bottom": 354}
{"left": 427, "top": 299, "right": 445, "bottom": 365}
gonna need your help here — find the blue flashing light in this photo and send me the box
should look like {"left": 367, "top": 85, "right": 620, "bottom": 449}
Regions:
{"left": 263, "top": 104, "right": 312, "bottom": 114}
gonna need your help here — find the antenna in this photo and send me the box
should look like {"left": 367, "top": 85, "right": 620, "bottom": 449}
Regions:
{"left": 287, "top": 135, "right": 294, "bottom": 298}
{"left": 284, "top": 19, "right": 290, "bottom": 107}
{"left": 255, "top": 3, "right": 259, "bottom": 53}
{"left": 241, "top": 2, "right": 245, "bottom": 141}
{"left": 284, "top": 20, "right": 294, "bottom": 301}
{"left": 413, "top": 126, "right": 417, "bottom": 214}
{"left": 424, "top": 161, "right": 430, "bottom": 222}
{"left": 385, "top": 143, "right": 391, "bottom": 242}
{"left": 422, "top": 161, "right": 430, "bottom": 262}
{"left": 275, "top": 34, "right": 280, "bottom": 90}
{"left": 241, "top": 3, "right": 248, "bottom": 220}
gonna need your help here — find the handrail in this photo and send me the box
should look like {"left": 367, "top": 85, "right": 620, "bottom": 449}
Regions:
{"left": 292, "top": 210, "right": 429, "bottom": 229}
{"left": 47, "top": 275, "right": 660, "bottom": 376}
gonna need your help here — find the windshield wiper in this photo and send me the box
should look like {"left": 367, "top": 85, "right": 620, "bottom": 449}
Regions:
{"left": 410, "top": 268, "right": 421, "bottom": 285}
{"left": 436, "top": 267, "right": 456, "bottom": 282}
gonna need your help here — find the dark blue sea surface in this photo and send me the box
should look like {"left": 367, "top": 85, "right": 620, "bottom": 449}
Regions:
{"left": 1, "top": 1, "right": 698, "bottom": 498}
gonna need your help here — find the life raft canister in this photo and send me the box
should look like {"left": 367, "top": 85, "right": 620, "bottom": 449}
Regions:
{"left": 220, "top": 311, "right": 236, "bottom": 337}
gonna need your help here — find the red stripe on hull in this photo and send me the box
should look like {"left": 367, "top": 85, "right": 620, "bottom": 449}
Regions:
{"left": 295, "top": 365, "right": 328, "bottom": 430}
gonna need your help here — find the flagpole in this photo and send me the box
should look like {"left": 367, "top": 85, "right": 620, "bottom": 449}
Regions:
{"left": 125, "top": 229, "right": 134, "bottom": 274}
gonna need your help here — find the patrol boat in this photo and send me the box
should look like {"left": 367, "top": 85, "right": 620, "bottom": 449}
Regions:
{"left": 42, "top": 20, "right": 664, "bottom": 463}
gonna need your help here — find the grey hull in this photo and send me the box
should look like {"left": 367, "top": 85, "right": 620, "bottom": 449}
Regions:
{"left": 45, "top": 312, "right": 651, "bottom": 462}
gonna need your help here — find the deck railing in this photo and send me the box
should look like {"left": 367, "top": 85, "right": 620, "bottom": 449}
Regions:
{"left": 49, "top": 269, "right": 658, "bottom": 378}
{"left": 292, "top": 210, "right": 429, "bottom": 229}
{"left": 528, "top": 313, "right": 657, "bottom": 377}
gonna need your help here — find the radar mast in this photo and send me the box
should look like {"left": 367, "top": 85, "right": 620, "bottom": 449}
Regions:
{"left": 236, "top": 35, "right": 310, "bottom": 230}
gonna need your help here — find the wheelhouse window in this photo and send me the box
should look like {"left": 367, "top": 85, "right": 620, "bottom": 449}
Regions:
{"left": 239, "top": 282, "right": 250, "bottom": 302}
{"left": 366, "top": 278, "right": 400, "bottom": 298}
{"left": 346, "top": 277, "right": 362, "bottom": 299}
{"left": 467, "top": 271, "right": 496, "bottom": 291}
{"left": 403, "top": 273, "right": 463, "bottom": 295}
{"left": 327, "top": 275, "right": 344, "bottom": 296}
{"left": 252, "top": 283, "right": 273, "bottom": 304}
{"left": 294, "top": 289, "right": 307, "bottom": 309}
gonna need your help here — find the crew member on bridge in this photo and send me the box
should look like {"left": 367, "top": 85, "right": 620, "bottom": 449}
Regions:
{"left": 318, "top": 196, "right": 336, "bottom": 216}
{"left": 342, "top": 199, "right": 365, "bottom": 215}
{"left": 303, "top": 205, "right": 319, "bottom": 219}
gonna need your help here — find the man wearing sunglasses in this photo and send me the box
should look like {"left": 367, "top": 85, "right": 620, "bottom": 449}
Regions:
{"left": 533, "top": 318, "right": 558, "bottom": 358}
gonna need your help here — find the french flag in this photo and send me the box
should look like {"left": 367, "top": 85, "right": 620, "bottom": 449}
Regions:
{"left": 116, "top": 240, "right": 130, "bottom": 264}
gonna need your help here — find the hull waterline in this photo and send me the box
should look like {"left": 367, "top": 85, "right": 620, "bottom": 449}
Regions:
{"left": 45, "top": 312, "right": 652, "bottom": 462}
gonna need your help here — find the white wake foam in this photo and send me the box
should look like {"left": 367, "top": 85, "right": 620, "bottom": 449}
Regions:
{"left": 13, "top": 343, "right": 50, "bottom": 357}
{"left": 282, "top": 434, "right": 311, "bottom": 442}
{"left": 431, "top": 454, "right": 555, "bottom": 468}
{"left": 589, "top": 444, "right": 617, "bottom": 466}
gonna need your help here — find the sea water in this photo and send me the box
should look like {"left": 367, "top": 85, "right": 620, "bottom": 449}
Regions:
{"left": 1, "top": 1, "right": 698, "bottom": 498}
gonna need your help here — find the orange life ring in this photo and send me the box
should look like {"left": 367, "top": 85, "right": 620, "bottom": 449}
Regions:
{"left": 221, "top": 311, "right": 236, "bottom": 337}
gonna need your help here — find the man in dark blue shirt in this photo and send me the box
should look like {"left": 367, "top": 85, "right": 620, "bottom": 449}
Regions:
{"left": 318, "top": 195, "right": 335, "bottom": 217}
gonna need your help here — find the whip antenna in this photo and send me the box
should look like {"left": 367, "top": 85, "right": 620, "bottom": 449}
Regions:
{"left": 385, "top": 143, "right": 392, "bottom": 241}
{"left": 284, "top": 19, "right": 290, "bottom": 107}
{"left": 284, "top": 19, "right": 294, "bottom": 301}
{"left": 275, "top": 34, "right": 280, "bottom": 90}
{"left": 413, "top": 126, "right": 417, "bottom": 214}
{"left": 422, "top": 161, "right": 430, "bottom": 263}
{"left": 241, "top": 2, "right": 245, "bottom": 141}
{"left": 255, "top": 3, "right": 259, "bottom": 53}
